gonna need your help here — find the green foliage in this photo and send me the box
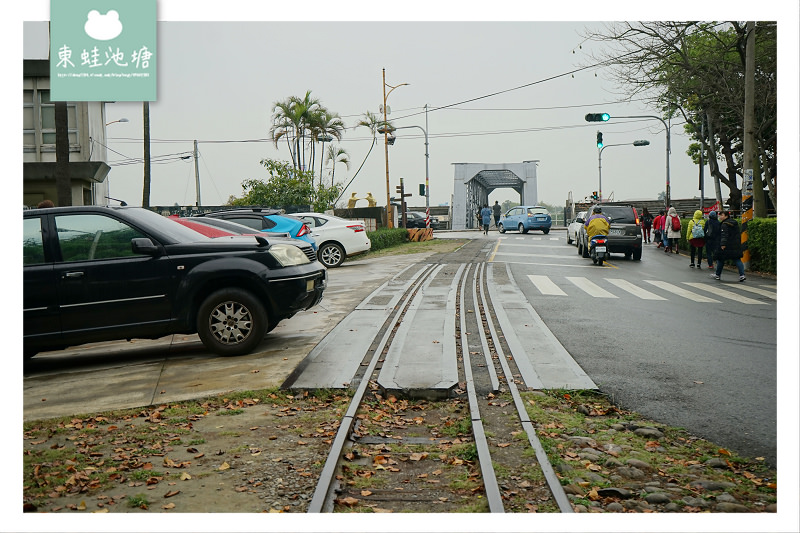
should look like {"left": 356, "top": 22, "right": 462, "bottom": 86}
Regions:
{"left": 746, "top": 218, "right": 777, "bottom": 273}
{"left": 231, "top": 159, "right": 341, "bottom": 211}
{"left": 366, "top": 228, "right": 408, "bottom": 251}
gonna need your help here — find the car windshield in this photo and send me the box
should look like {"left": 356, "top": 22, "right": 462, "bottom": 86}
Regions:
{"left": 599, "top": 206, "right": 636, "bottom": 224}
{"left": 123, "top": 208, "right": 211, "bottom": 242}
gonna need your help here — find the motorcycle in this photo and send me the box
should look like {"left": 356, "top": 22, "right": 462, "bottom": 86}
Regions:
{"left": 589, "top": 235, "right": 609, "bottom": 265}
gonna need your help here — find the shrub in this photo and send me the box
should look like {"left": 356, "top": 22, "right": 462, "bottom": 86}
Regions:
{"left": 746, "top": 218, "right": 777, "bottom": 274}
{"left": 366, "top": 228, "right": 408, "bottom": 251}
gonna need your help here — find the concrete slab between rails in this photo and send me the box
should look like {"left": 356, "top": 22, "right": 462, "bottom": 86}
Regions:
{"left": 286, "top": 264, "right": 432, "bottom": 390}
{"left": 377, "top": 264, "right": 462, "bottom": 396}
{"left": 487, "top": 263, "right": 597, "bottom": 390}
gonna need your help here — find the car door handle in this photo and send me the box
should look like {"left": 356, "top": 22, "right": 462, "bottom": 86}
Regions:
{"left": 63, "top": 271, "right": 84, "bottom": 279}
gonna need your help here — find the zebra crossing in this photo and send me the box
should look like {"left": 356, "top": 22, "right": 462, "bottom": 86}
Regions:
{"left": 527, "top": 274, "right": 775, "bottom": 305}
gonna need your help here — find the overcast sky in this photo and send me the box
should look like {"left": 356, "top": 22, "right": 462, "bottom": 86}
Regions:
{"left": 10, "top": 2, "right": 800, "bottom": 532}
{"left": 18, "top": 3, "right": 798, "bottom": 213}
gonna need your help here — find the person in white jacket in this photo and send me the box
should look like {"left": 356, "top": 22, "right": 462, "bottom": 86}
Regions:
{"left": 663, "top": 206, "right": 681, "bottom": 254}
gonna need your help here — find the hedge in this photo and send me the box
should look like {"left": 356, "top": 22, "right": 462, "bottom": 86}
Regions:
{"left": 366, "top": 228, "right": 409, "bottom": 251}
{"left": 676, "top": 217, "right": 776, "bottom": 274}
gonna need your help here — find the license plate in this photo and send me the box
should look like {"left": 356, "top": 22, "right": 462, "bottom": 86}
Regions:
{"left": 609, "top": 229, "right": 624, "bottom": 235}
{"left": 595, "top": 246, "right": 607, "bottom": 253}
{"left": 306, "top": 280, "right": 315, "bottom": 292}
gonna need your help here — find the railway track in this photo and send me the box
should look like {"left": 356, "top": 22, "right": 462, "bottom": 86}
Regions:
{"left": 300, "top": 261, "right": 574, "bottom": 513}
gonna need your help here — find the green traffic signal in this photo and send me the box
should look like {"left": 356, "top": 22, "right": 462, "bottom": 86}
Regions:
{"left": 585, "top": 113, "right": 611, "bottom": 122}
{"left": 596, "top": 131, "right": 603, "bottom": 148}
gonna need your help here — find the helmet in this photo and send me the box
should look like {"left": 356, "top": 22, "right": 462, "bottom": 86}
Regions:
{"left": 593, "top": 205, "right": 602, "bottom": 213}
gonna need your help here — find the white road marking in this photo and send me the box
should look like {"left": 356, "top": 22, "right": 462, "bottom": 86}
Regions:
{"left": 566, "top": 277, "right": 618, "bottom": 298}
{"left": 527, "top": 275, "right": 567, "bottom": 296}
{"left": 606, "top": 278, "right": 667, "bottom": 300}
{"left": 683, "top": 282, "right": 767, "bottom": 305}
{"left": 643, "top": 280, "right": 720, "bottom": 303}
{"left": 735, "top": 285, "right": 777, "bottom": 298}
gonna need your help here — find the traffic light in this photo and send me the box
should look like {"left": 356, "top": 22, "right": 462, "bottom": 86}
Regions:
{"left": 591, "top": 191, "right": 598, "bottom": 200}
{"left": 419, "top": 184, "right": 425, "bottom": 196}
{"left": 395, "top": 185, "right": 403, "bottom": 194}
{"left": 596, "top": 131, "right": 603, "bottom": 148}
{"left": 585, "top": 113, "right": 610, "bottom": 122}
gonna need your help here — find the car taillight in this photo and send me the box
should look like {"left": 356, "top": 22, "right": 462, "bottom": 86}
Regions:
{"left": 633, "top": 207, "right": 640, "bottom": 225}
{"left": 347, "top": 224, "right": 365, "bottom": 233}
{"left": 296, "top": 223, "right": 310, "bottom": 237}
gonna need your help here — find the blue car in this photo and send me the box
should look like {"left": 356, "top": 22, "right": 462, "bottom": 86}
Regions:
{"left": 196, "top": 208, "right": 317, "bottom": 250}
{"left": 498, "top": 205, "right": 552, "bottom": 234}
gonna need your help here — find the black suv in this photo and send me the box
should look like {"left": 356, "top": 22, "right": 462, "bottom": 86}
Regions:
{"left": 23, "top": 206, "right": 326, "bottom": 358}
{"left": 578, "top": 204, "right": 642, "bottom": 260}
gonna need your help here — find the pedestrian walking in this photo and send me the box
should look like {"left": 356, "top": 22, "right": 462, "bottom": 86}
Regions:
{"left": 686, "top": 210, "right": 706, "bottom": 267}
{"left": 663, "top": 207, "right": 681, "bottom": 254}
{"left": 641, "top": 207, "right": 653, "bottom": 243}
{"left": 492, "top": 200, "right": 502, "bottom": 228}
{"left": 480, "top": 204, "right": 492, "bottom": 235}
{"left": 653, "top": 210, "right": 664, "bottom": 248}
{"left": 704, "top": 211, "right": 721, "bottom": 269}
{"left": 712, "top": 210, "right": 746, "bottom": 282}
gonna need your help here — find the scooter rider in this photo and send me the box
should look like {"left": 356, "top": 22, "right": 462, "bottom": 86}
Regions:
{"left": 584, "top": 205, "right": 610, "bottom": 242}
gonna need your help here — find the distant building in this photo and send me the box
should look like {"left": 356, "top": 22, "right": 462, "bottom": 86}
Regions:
{"left": 23, "top": 22, "right": 112, "bottom": 207}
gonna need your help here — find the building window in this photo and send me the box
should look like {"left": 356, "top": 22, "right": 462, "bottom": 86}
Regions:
{"left": 23, "top": 83, "right": 79, "bottom": 154}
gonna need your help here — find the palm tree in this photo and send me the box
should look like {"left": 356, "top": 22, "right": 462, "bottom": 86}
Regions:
{"left": 269, "top": 91, "right": 321, "bottom": 170}
{"left": 324, "top": 145, "right": 350, "bottom": 188}
{"left": 310, "top": 110, "right": 345, "bottom": 183}
{"left": 336, "top": 111, "right": 391, "bottom": 204}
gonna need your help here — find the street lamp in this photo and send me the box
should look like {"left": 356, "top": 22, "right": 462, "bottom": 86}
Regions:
{"left": 382, "top": 69, "right": 409, "bottom": 228}
{"left": 105, "top": 118, "right": 129, "bottom": 126}
{"left": 586, "top": 112, "right": 670, "bottom": 206}
{"left": 386, "top": 123, "right": 430, "bottom": 228}
{"left": 101, "top": 118, "right": 129, "bottom": 205}
{"left": 597, "top": 139, "right": 650, "bottom": 202}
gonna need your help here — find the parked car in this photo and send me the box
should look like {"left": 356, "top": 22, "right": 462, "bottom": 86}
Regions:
{"left": 577, "top": 203, "right": 642, "bottom": 261}
{"left": 23, "top": 206, "right": 326, "bottom": 358}
{"left": 168, "top": 216, "right": 316, "bottom": 262}
{"left": 194, "top": 208, "right": 317, "bottom": 250}
{"left": 498, "top": 205, "right": 552, "bottom": 234}
{"left": 567, "top": 211, "right": 587, "bottom": 245}
{"left": 404, "top": 211, "right": 439, "bottom": 229}
{"left": 293, "top": 213, "right": 371, "bottom": 268}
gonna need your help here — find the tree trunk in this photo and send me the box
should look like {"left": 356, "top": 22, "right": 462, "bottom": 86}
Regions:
{"left": 55, "top": 101, "right": 71, "bottom": 206}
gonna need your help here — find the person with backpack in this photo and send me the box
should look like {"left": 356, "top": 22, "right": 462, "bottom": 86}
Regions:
{"left": 663, "top": 206, "right": 681, "bottom": 254}
{"left": 641, "top": 207, "right": 653, "bottom": 243}
{"left": 686, "top": 210, "right": 707, "bottom": 268}
{"left": 712, "top": 210, "right": 746, "bottom": 282}
{"left": 653, "top": 209, "right": 665, "bottom": 248}
{"left": 704, "top": 211, "right": 721, "bottom": 269}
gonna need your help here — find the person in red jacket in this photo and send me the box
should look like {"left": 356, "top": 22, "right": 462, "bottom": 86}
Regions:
{"left": 652, "top": 210, "right": 665, "bottom": 248}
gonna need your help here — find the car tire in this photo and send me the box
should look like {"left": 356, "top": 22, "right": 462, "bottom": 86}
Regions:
{"left": 318, "top": 242, "right": 345, "bottom": 268}
{"left": 632, "top": 247, "right": 642, "bottom": 261}
{"left": 567, "top": 232, "right": 573, "bottom": 244}
{"left": 543, "top": 229, "right": 550, "bottom": 235}
{"left": 197, "top": 288, "right": 268, "bottom": 356}
{"left": 519, "top": 223, "right": 528, "bottom": 234}
{"left": 498, "top": 223, "right": 506, "bottom": 234}
{"left": 581, "top": 241, "right": 590, "bottom": 258}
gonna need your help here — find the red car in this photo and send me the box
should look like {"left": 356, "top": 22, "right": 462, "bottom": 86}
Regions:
{"left": 168, "top": 215, "right": 262, "bottom": 238}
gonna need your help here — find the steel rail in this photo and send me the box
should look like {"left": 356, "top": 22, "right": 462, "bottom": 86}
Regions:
{"left": 306, "top": 264, "right": 439, "bottom": 513}
{"left": 477, "top": 262, "right": 574, "bottom": 513}
{"left": 457, "top": 263, "right": 505, "bottom": 512}
{"left": 469, "top": 262, "right": 501, "bottom": 393}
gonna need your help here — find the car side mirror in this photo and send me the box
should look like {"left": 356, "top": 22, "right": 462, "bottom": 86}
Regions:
{"left": 131, "top": 238, "right": 159, "bottom": 256}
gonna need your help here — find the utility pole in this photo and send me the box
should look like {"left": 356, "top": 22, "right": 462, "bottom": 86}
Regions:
{"left": 382, "top": 69, "right": 392, "bottom": 229}
{"left": 741, "top": 21, "right": 759, "bottom": 269}
{"left": 142, "top": 101, "right": 151, "bottom": 208}
{"left": 55, "top": 101, "right": 71, "bottom": 206}
{"left": 194, "top": 140, "right": 201, "bottom": 206}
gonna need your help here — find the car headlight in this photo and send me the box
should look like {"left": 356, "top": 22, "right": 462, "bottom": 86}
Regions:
{"left": 268, "top": 244, "right": 311, "bottom": 266}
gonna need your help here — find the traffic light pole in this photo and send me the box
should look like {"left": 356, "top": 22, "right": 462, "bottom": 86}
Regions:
{"left": 598, "top": 141, "right": 651, "bottom": 202}
{"left": 391, "top": 122, "right": 430, "bottom": 227}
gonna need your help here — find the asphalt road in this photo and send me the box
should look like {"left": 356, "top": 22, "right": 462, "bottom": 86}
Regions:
{"left": 466, "top": 227, "right": 777, "bottom": 467}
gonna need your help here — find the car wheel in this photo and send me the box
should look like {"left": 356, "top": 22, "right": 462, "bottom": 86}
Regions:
{"left": 577, "top": 241, "right": 583, "bottom": 255}
{"left": 567, "top": 232, "right": 573, "bottom": 244}
{"left": 543, "top": 229, "right": 550, "bottom": 235}
{"left": 582, "top": 241, "right": 590, "bottom": 258}
{"left": 197, "top": 288, "right": 268, "bottom": 356}
{"left": 318, "top": 242, "right": 345, "bottom": 268}
{"left": 632, "top": 247, "right": 642, "bottom": 261}
{"left": 519, "top": 223, "right": 528, "bottom": 234}
{"left": 498, "top": 223, "right": 506, "bottom": 234}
